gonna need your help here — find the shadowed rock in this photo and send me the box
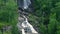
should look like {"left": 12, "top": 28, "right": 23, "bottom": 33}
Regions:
{"left": 1, "top": 25, "right": 12, "bottom": 32}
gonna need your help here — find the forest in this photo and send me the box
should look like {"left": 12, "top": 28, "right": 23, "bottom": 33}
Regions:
{"left": 0, "top": 0, "right": 60, "bottom": 34}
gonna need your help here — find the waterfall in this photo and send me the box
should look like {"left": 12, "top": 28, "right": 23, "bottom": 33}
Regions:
{"left": 17, "top": 0, "right": 38, "bottom": 34}
{"left": 17, "top": 0, "right": 31, "bottom": 9}
{"left": 17, "top": 15, "right": 38, "bottom": 34}
{"left": 23, "top": 0, "right": 31, "bottom": 9}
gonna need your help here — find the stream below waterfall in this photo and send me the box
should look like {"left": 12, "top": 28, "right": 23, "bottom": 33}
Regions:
{"left": 17, "top": 0, "right": 38, "bottom": 34}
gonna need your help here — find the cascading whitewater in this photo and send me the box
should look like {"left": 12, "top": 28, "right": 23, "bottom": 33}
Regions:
{"left": 23, "top": 0, "right": 31, "bottom": 9}
{"left": 17, "top": 0, "right": 31, "bottom": 9}
{"left": 17, "top": 0, "right": 38, "bottom": 34}
{"left": 17, "top": 15, "right": 38, "bottom": 34}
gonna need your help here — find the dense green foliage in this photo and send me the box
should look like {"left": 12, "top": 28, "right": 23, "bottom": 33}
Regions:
{"left": 0, "top": 0, "right": 18, "bottom": 34}
{"left": 0, "top": 0, "right": 60, "bottom": 34}
{"left": 29, "top": 0, "right": 60, "bottom": 34}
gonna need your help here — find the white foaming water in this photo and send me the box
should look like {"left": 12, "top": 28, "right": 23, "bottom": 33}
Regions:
{"left": 23, "top": 0, "right": 31, "bottom": 9}
{"left": 17, "top": 15, "right": 38, "bottom": 34}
